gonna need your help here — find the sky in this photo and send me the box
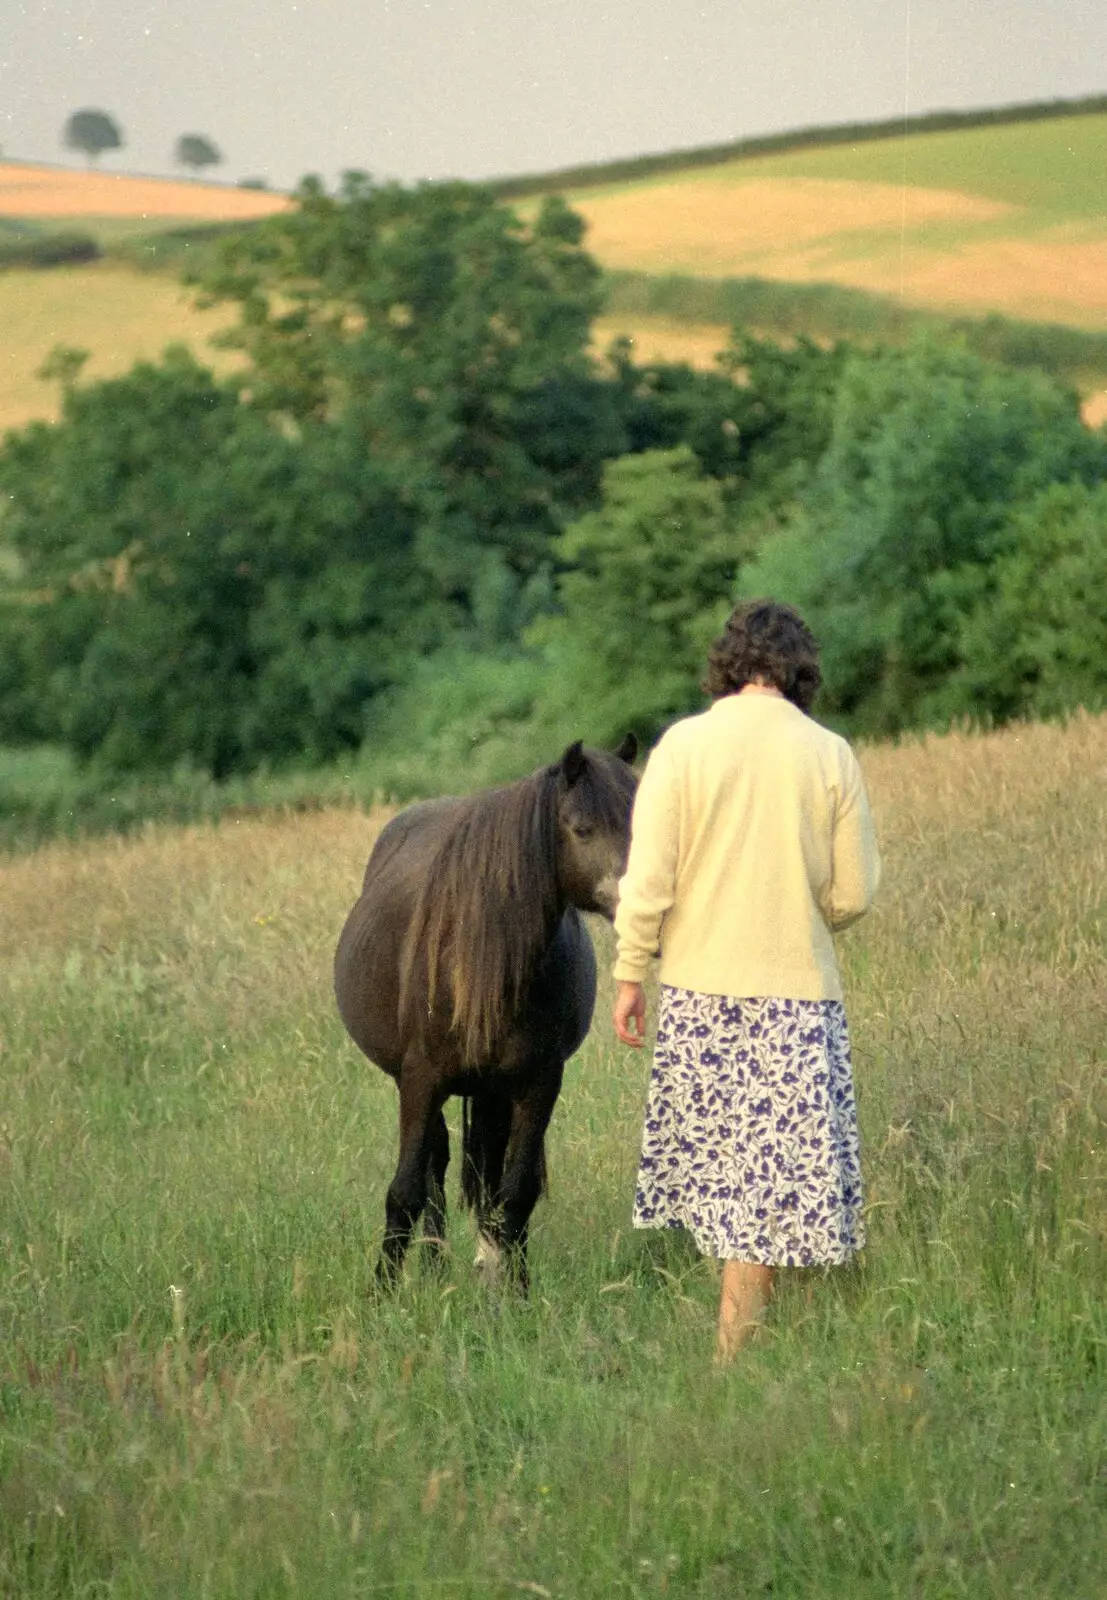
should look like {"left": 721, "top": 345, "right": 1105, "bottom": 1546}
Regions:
{"left": 3, "top": 0, "right": 1106, "bottom": 191}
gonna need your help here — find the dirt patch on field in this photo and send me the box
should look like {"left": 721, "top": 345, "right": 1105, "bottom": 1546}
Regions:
{"left": 575, "top": 177, "right": 1011, "bottom": 276}
{"left": 0, "top": 160, "right": 292, "bottom": 221}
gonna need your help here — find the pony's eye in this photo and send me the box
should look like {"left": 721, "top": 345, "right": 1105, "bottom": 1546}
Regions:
{"left": 570, "top": 821, "right": 594, "bottom": 841}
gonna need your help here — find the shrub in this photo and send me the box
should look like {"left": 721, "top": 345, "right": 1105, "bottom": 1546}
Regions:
{"left": 0, "top": 230, "right": 101, "bottom": 269}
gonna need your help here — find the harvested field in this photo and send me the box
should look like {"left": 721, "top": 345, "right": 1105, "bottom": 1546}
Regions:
{"left": 0, "top": 264, "right": 239, "bottom": 435}
{"left": 768, "top": 227, "right": 1107, "bottom": 330}
{"left": 566, "top": 113, "right": 1107, "bottom": 330}
{"left": 1084, "top": 389, "right": 1107, "bottom": 428}
{"left": 575, "top": 175, "right": 1010, "bottom": 276}
{"left": 574, "top": 176, "right": 1107, "bottom": 330}
{"left": 0, "top": 160, "right": 291, "bottom": 222}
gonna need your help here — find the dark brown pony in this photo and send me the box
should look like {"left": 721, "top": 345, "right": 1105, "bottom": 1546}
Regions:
{"left": 334, "top": 737, "right": 637, "bottom": 1289}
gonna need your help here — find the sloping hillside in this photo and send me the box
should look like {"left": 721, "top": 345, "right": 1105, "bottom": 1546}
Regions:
{"left": 0, "top": 160, "right": 290, "bottom": 224}
{"left": 566, "top": 113, "right": 1107, "bottom": 329}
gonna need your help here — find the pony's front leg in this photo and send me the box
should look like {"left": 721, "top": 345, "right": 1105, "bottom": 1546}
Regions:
{"left": 421, "top": 1106, "right": 450, "bottom": 1270}
{"left": 376, "top": 1065, "right": 442, "bottom": 1288}
{"left": 498, "top": 1064, "right": 565, "bottom": 1294}
{"left": 463, "top": 1091, "right": 513, "bottom": 1283}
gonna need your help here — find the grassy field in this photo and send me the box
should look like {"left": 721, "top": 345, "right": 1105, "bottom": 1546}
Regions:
{"left": 567, "top": 113, "right": 1107, "bottom": 330}
{"left": 1, "top": 713, "right": 1104, "bottom": 1596}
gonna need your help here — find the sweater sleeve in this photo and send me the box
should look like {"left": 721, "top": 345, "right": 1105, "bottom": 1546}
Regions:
{"left": 824, "top": 750, "right": 881, "bottom": 931}
{"left": 612, "top": 739, "right": 680, "bottom": 982}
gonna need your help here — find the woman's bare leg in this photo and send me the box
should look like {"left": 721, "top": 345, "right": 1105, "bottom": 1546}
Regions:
{"left": 716, "top": 1261, "right": 775, "bottom": 1363}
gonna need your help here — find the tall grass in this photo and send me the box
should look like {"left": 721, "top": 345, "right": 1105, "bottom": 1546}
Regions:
{"left": 1, "top": 714, "right": 1104, "bottom": 1596}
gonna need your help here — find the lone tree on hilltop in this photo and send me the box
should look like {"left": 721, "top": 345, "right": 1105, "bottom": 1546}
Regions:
{"left": 175, "top": 134, "right": 222, "bottom": 175}
{"left": 63, "top": 108, "right": 123, "bottom": 166}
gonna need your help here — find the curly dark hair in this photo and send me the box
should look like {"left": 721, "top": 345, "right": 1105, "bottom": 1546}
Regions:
{"left": 703, "top": 599, "right": 821, "bottom": 711}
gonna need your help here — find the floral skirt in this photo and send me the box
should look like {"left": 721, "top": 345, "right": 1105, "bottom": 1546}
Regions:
{"left": 632, "top": 987, "right": 865, "bottom": 1267}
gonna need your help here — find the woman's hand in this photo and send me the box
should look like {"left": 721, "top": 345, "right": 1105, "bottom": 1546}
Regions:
{"left": 613, "top": 981, "right": 647, "bottom": 1047}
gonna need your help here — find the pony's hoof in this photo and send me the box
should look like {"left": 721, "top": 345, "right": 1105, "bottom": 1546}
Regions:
{"left": 473, "top": 1232, "right": 504, "bottom": 1287}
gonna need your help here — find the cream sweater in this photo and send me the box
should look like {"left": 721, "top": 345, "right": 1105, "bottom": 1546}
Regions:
{"left": 613, "top": 693, "right": 880, "bottom": 1000}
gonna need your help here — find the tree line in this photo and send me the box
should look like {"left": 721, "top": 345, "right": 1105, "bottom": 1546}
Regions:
{"left": 1, "top": 173, "right": 1105, "bottom": 794}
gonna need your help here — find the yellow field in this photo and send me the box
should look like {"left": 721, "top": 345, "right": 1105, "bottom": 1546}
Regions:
{"left": 591, "top": 314, "right": 731, "bottom": 368}
{"left": 0, "top": 264, "right": 240, "bottom": 433}
{"left": 0, "top": 160, "right": 290, "bottom": 223}
{"left": 575, "top": 178, "right": 1107, "bottom": 329}
{"left": 577, "top": 174, "right": 1009, "bottom": 274}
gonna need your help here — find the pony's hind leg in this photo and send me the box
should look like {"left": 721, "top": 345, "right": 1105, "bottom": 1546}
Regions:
{"left": 376, "top": 1066, "right": 442, "bottom": 1289}
{"left": 421, "top": 1107, "right": 450, "bottom": 1269}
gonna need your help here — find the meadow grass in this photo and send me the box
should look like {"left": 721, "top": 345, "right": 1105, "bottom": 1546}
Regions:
{"left": 1, "top": 714, "right": 1104, "bottom": 1596}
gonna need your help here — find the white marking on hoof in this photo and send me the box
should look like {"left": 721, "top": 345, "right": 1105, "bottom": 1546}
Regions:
{"left": 473, "top": 1233, "right": 503, "bottom": 1284}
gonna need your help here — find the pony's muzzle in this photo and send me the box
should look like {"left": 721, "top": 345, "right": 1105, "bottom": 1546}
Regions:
{"left": 591, "top": 874, "right": 621, "bottom": 920}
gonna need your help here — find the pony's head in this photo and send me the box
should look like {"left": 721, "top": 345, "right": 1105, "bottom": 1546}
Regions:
{"left": 552, "top": 735, "right": 638, "bottom": 919}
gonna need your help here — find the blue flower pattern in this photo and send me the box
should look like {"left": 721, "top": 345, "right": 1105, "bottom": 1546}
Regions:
{"left": 633, "top": 987, "right": 864, "bottom": 1266}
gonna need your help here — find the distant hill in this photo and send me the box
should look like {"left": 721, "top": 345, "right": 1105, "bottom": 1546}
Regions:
{"left": 2, "top": 99, "right": 1106, "bottom": 434}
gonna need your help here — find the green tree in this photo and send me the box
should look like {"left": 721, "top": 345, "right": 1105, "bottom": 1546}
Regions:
{"left": 741, "top": 340, "right": 1107, "bottom": 735}
{"left": 529, "top": 446, "right": 738, "bottom": 746}
{"left": 198, "top": 174, "right": 614, "bottom": 629}
{"left": 0, "top": 351, "right": 430, "bottom": 775}
{"left": 944, "top": 480, "right": 1107, "bottom": 723}
{"left": 63, "top": 109, "right": 123, "bottom": 165}
{"left": 607, "top": 333, "right": 845, "bottom": 498}
{"left": 175, "top": 134, "right": 222, "bottom": 174}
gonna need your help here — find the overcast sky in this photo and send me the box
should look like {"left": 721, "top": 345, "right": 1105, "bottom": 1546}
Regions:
{"left": 3, "top": 1, "right": 1106, "bottom": 191}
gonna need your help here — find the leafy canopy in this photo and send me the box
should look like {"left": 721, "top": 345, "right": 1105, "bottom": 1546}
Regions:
{"left": 742, "top": 339, "right": 1107, "bottom": 735}
{"left": 176, "top": 134, "right": 222, "bottom": 172}
{"left": 529, "top": 446, "right": 738, "bottom": 747}
{"left": 199, "top": 173, "right": 615, "bottom": 623}
{"left": 63, "top": 109, "right": 123, "bottom": 163}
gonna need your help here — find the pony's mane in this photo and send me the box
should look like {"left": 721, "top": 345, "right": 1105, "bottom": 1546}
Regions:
{"left": 399, "top": 765, "right": 562, "bottom": 1066}
{"left": 397, "top": 751, "right": 635, "bottom": 1065}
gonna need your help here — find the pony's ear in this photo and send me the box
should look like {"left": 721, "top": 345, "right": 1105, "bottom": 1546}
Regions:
{"left": 560, "top": 740, "right": 587, "bottom": 787}
{"left": 613, "top": 732, "right": 637, "bottom": 764}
